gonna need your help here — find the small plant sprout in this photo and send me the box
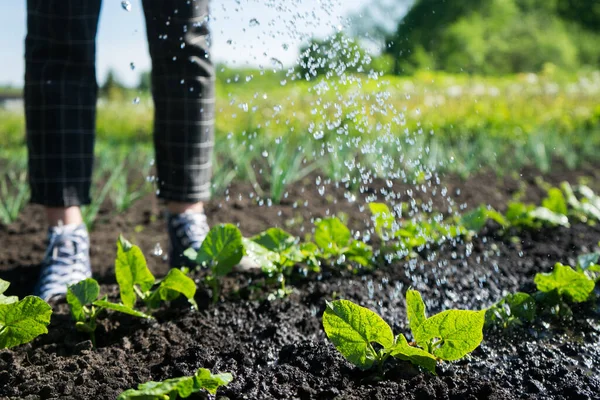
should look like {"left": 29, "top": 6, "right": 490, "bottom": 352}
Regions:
{"left": 314, "top": 216, "right": 373, "bottom": 268}
{"left": 0, "top": 278, "right": 52, "bottom": 349}
{"left": 534, "top": 263, "right": 595, "bottom": 303}
{"left": 243, "top": 227, "right": 308, "bottom": 297}
{"left": 117, "top": 367, "right": 233, "bottom": 400}
{"left": 184, "top": 224, "right": 243, "bottom": 303}
{"left": 116, "top": 235, "right": 198, "bottom": 310}
{"left": 67, "top": 278, "right": 152, "bottom": 346}
{"left": 485, "top": 292, "right": 537, "bottom": 329}
{"left": 323, "top": 289, "right": 485, "bottom": 375}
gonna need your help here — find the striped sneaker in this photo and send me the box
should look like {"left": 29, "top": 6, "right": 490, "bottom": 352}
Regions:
{"left": 34, "top": 223, "right": 92, "bottom": 301}
{"left": 168, "top": 211, "right": 211, "bottom": 268}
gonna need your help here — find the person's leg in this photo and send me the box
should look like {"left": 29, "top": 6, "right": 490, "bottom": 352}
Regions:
{"left": 142, "top": 0, "right": 214, "bottom": 267}
{"left": 25, "top": 0, "right": 102, "bottom": 299}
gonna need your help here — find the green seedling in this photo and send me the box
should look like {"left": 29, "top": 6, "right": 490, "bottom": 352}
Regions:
{"left": 117, "top": 367, "right": 233, "bottom": 400}
{"left": 323, "top": 290, "right": 485, "bottom": 375}
{"left": 0, "top": 278, "right": 52, "bottom": 349}
{"left": 67, "top": 278, "right": 152, "bottom": 346}
{"left": 534, "top": 262, "right": 595, "bottom": 303}
{"left": 0, "top": 169, "right": 30, "bottom": 225}
{"left": 184, "top": 224, "right": 243, "bottom": 303}
{"left": 116, "top": 236, "right": 198, "bottom": 310}
{"left": 505, "top": 201, "right": 570, "bottom": 229}
{"left": 459, "top": 205, "right": 508, "bottom": 232}
{"left": 485, "top": 292, "right": 536, "bottom": 329}
{"left": 243, "top": 227, "right": 319, "bottom": 298}
{"left": 369, "top": 203, "right": 464, "bottom": 257}
{"left": 314, "top": 216, "right": 373, "bottom": 268}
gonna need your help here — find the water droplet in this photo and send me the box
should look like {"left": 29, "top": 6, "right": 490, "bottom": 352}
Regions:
{"left": 152, "top": 243, "right": 163, "bottom": 257}
{"left": 121, "top": 1, "right": 131, "bottom": 11}
{"left": 249, "top": 18, "right": 260, "bottom": 27}
{"left": 132, "top": 97, "right": 140, "bottom": 104}
{"left": 261, "top": 151, "right": 269, "bottom": 158}
{"left": 313, "top": 131, "right": 324, "bottom": 140}
{"left": 129, "top": 62, "right": 135, "bottom": 70}
{"left": 270, "top": 58, "right": 284, "bottom": 71}
{"left": 282, "top": 43, "right": 289, "bottom": 51}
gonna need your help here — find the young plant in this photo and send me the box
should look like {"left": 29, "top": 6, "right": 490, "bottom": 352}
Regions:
{"left": 242, "top": 227, "right": 318, "bottom": 297}
{"left": 323, "top": 289, "right": 485, "bottom": 375}
{"left": 485, "top": 292, "right": 537, "bottom": 329}
{"left": 534, "top": 262, "right": 595, "bottom": 303}
{"left": 369, "top": 203, "right": 464, "bottom": 258}
{"left": 184, "top": 224, "right": 244, "bottom": 303}
{"left": 67, "top": 278, "right": 152, "bottom": 346}
{"left": 116, "top": 235, "right": 198, "bottom": 311}
{"left": 0, "top": 278, "right": 52, "bottom": 349}
{"left": 117, "top": 367, "right": 233, "bottom": 400}
{"left": 0, "top": 169, "right": 30, "bottom": 225}
{"left": 314, "top": 216, "right": 373, "bottom": 268}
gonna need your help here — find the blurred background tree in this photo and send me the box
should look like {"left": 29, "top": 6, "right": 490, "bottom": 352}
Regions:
{"left": 381, "top": 0, "right": 600, "bottom": 74}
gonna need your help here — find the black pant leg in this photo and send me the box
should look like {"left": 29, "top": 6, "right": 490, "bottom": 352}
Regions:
{"left": 25, "top": 0, "right": 102, "bottom": 207}
{"left": 142, "top": 0, "right": 215, "bottom": 203}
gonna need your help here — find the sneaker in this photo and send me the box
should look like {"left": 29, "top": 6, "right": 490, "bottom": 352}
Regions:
{"left": 34, "top": 223, "right": 92, "bottom": 301}
{"left": 167, "top": 210, "right": 260, "bottom": 271}
{"left": 168, "top": 211, "right": 211, "bottom": 268}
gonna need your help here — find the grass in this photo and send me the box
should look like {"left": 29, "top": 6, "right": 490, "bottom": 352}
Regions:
{"left": 0, "top": 68, "right": 599, "bottom": 225}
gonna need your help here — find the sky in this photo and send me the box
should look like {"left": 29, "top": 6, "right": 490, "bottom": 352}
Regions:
{"left": 0, "top": 0, "right": 368, "bottom": 87}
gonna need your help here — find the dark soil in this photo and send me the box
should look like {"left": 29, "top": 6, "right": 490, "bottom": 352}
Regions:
{"left": 1, "top": 163, "right": 600, "bottom": 400}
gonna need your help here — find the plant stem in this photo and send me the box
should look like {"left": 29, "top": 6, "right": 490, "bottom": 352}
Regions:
{"left": 211, "top": 278, "right": 220, "bottom": 304}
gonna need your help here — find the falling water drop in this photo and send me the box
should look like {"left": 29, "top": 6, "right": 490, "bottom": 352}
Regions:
{"left": 121, "top": 1, "right": 132, "bottom": 11}
{"left": 249, "top": 18, "right": 260, "bottom": 27}
{"left": 132, "top": 97, "right": 140, "bottom": 104}
{"left": 129, "top": 62, "right": 135, "bottom": 70}
{"left": 152, "top": 243, "right": 163, "bottom": 256}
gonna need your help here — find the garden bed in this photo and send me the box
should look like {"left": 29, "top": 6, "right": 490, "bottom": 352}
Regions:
{"left": 1, "top": 164, "right": 600, "bottom": 399}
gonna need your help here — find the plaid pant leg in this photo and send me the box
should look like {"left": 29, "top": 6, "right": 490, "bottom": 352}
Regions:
{"left": 142, "top": 0, "right": 215, "bottom": 203}
{"left": 25, "top": 0, "right": 102, "bottom": 207}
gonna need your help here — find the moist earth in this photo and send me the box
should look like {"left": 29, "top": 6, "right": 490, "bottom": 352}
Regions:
{"left": 1, "top": 163, "right": 600, "bottom": 400}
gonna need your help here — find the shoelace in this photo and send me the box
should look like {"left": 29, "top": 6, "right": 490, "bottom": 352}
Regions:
{"left": 36, "top": 225, "right": 91, "bottom": 300}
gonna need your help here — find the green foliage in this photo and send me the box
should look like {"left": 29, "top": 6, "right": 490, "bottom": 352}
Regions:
{"left": 387, "top": 0, "right": 600, "bottom": 74}
{"left": 534, "top": 263, "right": 595, "bottom": 303}
{"left": 0, "top": 169, "right": 29, "bottom": 225}
{"left": 314, "top": 217, "right": 373, "bottom": 267}
{"left": 486, "top": 292, "right": 537, "bottom": 328}
{"left": 117, "top": 367, "right": 233, "bottom": 399}
{"left": 185, "top": 224, "right": 243, "bottom": 303}
{"left": 66, "top": 278, "right": 152, "bottom": 346}
{"left": 117, "top": 235, "right": 198, "bottom": 310}
{"left": 322, "top": 290, "right": 485, "bottom": 375}
{"left": 407, "top": 290, "right": 486, "bottom": 361}
{"left": 0, "top": 279, "right": 52, "bottom": 349}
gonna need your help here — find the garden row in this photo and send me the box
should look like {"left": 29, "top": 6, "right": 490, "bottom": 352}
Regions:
{"left": 2, "top": 181, "right": 599, "bottom": 398}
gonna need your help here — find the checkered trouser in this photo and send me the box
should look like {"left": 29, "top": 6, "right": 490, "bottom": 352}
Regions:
{"left": 25, "top": 0, "right": 214, "bottom": 207}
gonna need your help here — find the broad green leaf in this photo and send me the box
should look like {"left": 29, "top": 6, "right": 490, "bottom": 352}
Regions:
{"left": 242, "top": 237, "right": 279, "bottom": 273}
{"left": 0, "top": 296, "right": 52, "bottom": 349}
{"left": 414, "top": 309, "right": 486, "bottom": 361}
{"left": 116, "top": 235, "right": 155, "bottom": 308}
{"left": 504, "top": 292, "right": 536, "bottom": 322}
{"left": 251, "top": 228, "right": 296, "bottom": 253}
{"left": 193, "top": 368, "right": 234, "bottom": 395}
{"left": 116, "top": 368, "right": 232, "bottom": 400}
{"left": 406, "top": 289, "right": 427, "bottom": 335}
{"left": 390, "top": 333, "right": 437, "bottom": 374}
{"left": 369, "top": 203, "right": 395, "bottom": 238}
{"left": 534, "top": 263, "right": 595, "bottom": 303}
{"left": 314, "top": 217, "right": 351, "bottom": 255}
{"left": 299, "top": 242, "right": 321, "bottom": 271}
{"left": 93, "top": 299, "right": 153, "bottom": 319}
{"left": 505, "top": 202, "right": 537, "bottom": 228}
{"left": 542, "top": 188, "right": 568, "bottom": 215}
{"left": 577, "top": 253, "right": 599, "bottom": 271}
{"left": 195, "top": 224, "right": 243, "bottom": 277}
{"left": 0, "top": 279, "right": 18, "bottom": 305}
{"left": 157, "top": 269, "right": 197, "bottom": 309}
{"left": 529, "top": 207, "right": 570, "bottom": 227}
{"left": 345, "top": 241, "right": 373, "bottom": 267}
{"left": 322, "top": 299, "right": 394, "bottom": 370}
{"left": 67, "top": 278, "right": 100, "bottom": 321}
{"left": 460, "top": 206, "right": 488, "bottom": 232}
